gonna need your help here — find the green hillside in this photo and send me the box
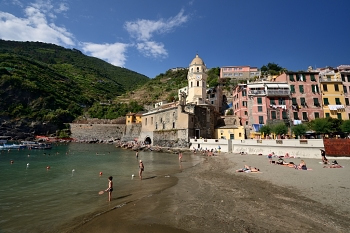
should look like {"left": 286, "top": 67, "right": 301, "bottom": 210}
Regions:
{"left": 0, "top": 40, "right": 149, "bottom": 128}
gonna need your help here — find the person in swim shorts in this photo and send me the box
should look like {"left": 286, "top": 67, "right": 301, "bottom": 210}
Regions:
{"left": 105, "top": 176, "right": 113, "bottom": 201}
{"left": 139, "top": 160, "right": 144, "bottom": 180}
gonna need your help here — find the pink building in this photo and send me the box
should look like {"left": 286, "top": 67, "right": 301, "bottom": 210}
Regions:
{"left": 232, "top": 84, "right": 248, "bottom": 126}
{"left": 275, "top": 72, "right": 323, "bottom": 124}
{"left": 220, "top": 66, "right": 260, "bottom": 81}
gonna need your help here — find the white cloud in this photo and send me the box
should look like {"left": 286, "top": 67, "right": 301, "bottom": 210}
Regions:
{"left": 124, "top": 9, "right": 188, "bottom": 59}
{"left": 55, "top": 3, "right": 69, "bottom": 14}
{"left": 81, "top": 42, "right": 129, "bottom": 67}
{"left": 0, "top": 0, "right": 74, "bottom": 46}
{"left": 125, "top": 9, "right": 188, "bottom": 42}
{"left": 136, "top": 41, "right": 167, "bottom": 59}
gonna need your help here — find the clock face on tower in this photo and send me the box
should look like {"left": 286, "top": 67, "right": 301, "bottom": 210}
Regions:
{"left": 196, "top": 75, "right": 201, "bottom": 80}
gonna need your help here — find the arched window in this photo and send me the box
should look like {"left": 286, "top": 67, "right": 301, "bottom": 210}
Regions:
{"left": 197, "top": 81, "right": 199, "bottom": 86}
{"left": 197, "top": 67, "right": 199, "bottom": 72}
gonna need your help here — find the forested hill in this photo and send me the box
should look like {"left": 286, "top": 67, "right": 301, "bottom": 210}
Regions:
{"left": 0, "top": 40, "right": 149, "bottom": 138}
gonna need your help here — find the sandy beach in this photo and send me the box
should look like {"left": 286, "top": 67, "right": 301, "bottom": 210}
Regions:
{"left": 67, "top": 152, "right": 350, "bottom": 233}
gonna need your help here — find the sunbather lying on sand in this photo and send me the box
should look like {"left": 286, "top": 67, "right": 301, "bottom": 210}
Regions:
{"left": 236, "top": 165, "right": 260, "bottom": 173}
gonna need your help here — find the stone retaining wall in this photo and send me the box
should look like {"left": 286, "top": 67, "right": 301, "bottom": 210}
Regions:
{"left": 70, "top": 123, "right": 125, "bottom": 141}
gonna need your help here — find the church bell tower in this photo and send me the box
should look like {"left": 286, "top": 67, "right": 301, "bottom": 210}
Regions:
{"left": 187, "top": 54, "right": 207, "bottom": 104}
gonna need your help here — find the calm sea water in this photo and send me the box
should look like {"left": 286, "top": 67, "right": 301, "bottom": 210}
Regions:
{"left": 0, "top": 143, "right": 200, "bottom": 233}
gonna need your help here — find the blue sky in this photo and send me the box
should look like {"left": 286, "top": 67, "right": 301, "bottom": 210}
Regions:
{"left": 0, "top": 0, "right": 349, "bottom": 78}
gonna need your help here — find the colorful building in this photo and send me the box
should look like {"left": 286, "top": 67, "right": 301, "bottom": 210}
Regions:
{"left": 338, "top": 65, "right": 350, "bottom": 119}
{"left": 319, "top": 72, "right": 347, "bottom": 119}
{"left": 275, "top": 72, "right": 323, "bottom": 124}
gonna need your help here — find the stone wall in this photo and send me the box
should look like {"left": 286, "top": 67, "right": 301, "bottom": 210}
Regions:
{"left": 153, "top": 129, "right": 189, "bottom": 147}
{"left": 122, "top": 124, "right": 142, "bottom": 141}
{"left": 69, "top": 123, "right": 125, "bottom": 141}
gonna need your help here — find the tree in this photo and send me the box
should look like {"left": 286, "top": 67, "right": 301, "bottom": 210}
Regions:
{"left": 340, "top": 120, "right": 350, "bottom": 136}
{"left": 271, "top": 123, "right": 288, "bottom": 137}
{"left": 260, "top": 125, "right": 271, "bottom": 136}
{"left": 260, "top": 62, "right": 286, "bottom": 76}
{"left": 308, "top": 118, "right": 332, "bottom": 136}
{"left": 292, "top": 124, "right": 308, "bottom": 138}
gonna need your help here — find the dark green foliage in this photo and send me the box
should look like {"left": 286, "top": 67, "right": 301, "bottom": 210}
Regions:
{"left": 0, "top": 40, "right": 149, "bottom": 128}
{"left": 292, "top": 124, "right": 308, "bottom": 137}
{"left": 260, "top": 125, "right": 271, "bottom": 135}
{"left": 207, "top": 67, "right": 220, "bottom": 87}
{"left": 87, "top": 101, "right": 144, "bottom": 119}
{"left": 341, "top": 120, "right": 350, "bottom": 133}
{"left": 271, "top": 123, "right": 288, "bottom": 136}
{"left": 260, "top": 62, "right": 287, "bottom": 76}
{"left": 308, "top": 118, "right": 332, "bottom": 135}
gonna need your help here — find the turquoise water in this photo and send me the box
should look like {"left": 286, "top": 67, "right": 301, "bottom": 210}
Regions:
{"left": 0, "top": 143, "right": 199, "bottom": 233}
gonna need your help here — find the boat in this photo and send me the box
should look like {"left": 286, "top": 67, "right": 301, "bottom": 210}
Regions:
{"left": 20, "top": 141, "right": 52, "bottom": 150}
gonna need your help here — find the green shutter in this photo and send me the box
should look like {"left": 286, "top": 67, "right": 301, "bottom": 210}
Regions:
{"left": 292, "top": 98, "right": 297, "bottom": 105}
{"left": 289, "top": 74, "right": 295, "bottom": 81}
{"left": 299, "top": 85, "right": 304, "bottom": 93}
{"left": 313, "top": 98, "right": 319, "bottom": 106}
{"left": 257, "top": 97, "right": 262, "bottom": 104}
{"left": 324, "top": 98, "right": 329, "bottom": 105}
{"left": 290, "top": 85, "right": 295, "bottom": 93}
{"left": 310, "top": 74, "right": 316, "bottom": 81}
{"left": 282, "top": 111, "right": 287, "bottom": 119}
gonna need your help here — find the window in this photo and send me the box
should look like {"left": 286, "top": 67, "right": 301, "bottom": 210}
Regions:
{"left": 271, "top": 111, "right": 276, "bottom": 119}
{"left": 302, "top": 112, "right": 308, "bottom": 121}
{"left": 337, "top": 113, "right": 342, "bottom": 120}
{"left": 244, "top": 111, "right": 248, "bottom": 115}
{"left": 325, "top": 113, "right": 330, "bottom": 118}
{"left": 257, "top": 97, "right": 262, "bottom": 104}
{"left": 282, "top": 111, "right": 288, "bottom": 119}
{"left": 348, "top": 75, "right": 350, "bottom": 82}
{"left": 299, "top": 85, "right": 304, "bottom": 93}
{"left": 289, "top": 74, "right": 295, "bottom": 81}
{"left": 145, "top": 118, "right": 147, "bottom": 125}
{"left": 172, "top": 122, "right": 175, "bottom": 128}
{"left": 290, "top": 85, "right": 295, "bottom": 93}
{"left": 293, "top": 112, "right": 299, "bottom": 120}
{"left": 242, "top": 90, "right": 246, "bottom": 96}
{"left": 151, "top": 117, "right": 153, "bottom": 125}
{"left": 334, "top": 84, "right": 339, "bottom": 92}
{"left": 239, "top": 133, "right": 242, "bottom": 137}
{"left": 311, "top": 85, "right": 319, "bottom": 93}
{"left": 324, "top": 98, "right": 329, "bottom": 105}
{"left": 346, "top": 98, "right": 349, "bottom": 106}
{"left": 344, "top": 85, "right": 347, "bottom": 93}
{"left": 230, "top": 134, "right": 234, "bottom": 139}
{"left": 197, "top": 81, "right": 199, "bottom": 86}
{"left": 258, "top": 106, "right": 263, "bottom": 112}
{"left": 156, "top": 122, "right": 158, "bottom": 129}
{"left": 313, "top": 98, "right": 320, "bottom": 106}
{"left": 160, "top": 118, "right": 162, "bottom": 123}
{"left": 242, "top": 101, "right": 247, "bottom": 107}
{"left": 292, "top": 98, "right": 298, "bottom": 105}
{"left": 191, "top": 82, "right": 193, "bottom": 87}
{"left": 314, "top": 112, "right": 320, "bottom": 118}
{"left": 270, "top": 99, "right": 276, "bottom": 105}
{"left": 300, "top": 97, "right": 306, "bottom": 106}
{"left": 342, "top": 75, "right": 346, "bottom": 82}
{"left": 259, "top": 116, "right": 264, "bottom": 124}
{"left": 323, "top": 84, "right": 328, "bottom": 92}
{"left": 278, "top": 98, "right": 285, "bottom": 105}
{"left": 310, "top": 74, "right": 316, "bottom": 81}
{"left": 335, "top": 98, "right": 341, "bottom": 105}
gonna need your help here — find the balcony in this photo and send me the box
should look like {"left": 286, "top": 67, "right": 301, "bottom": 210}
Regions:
{"left": 266, "top": 89, "right": 290, "bottom": 96}
{"left": 319, "top": 77, "right": 342, "bottom": 82}
{"left": 248, "top": 90, "right": 266, "bottom": 95}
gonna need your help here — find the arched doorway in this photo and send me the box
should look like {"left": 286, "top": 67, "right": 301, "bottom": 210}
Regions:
{"left": 144, "top": 137, "right": 152, "bottom": 145}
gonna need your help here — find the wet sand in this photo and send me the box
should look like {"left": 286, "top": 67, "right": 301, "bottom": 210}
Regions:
{"left": 67, "top": 153, "right": 350, "bottom": 233}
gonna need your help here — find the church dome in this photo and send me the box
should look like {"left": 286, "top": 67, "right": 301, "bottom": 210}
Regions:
{"left": 190, "top": 54, "right": 205, "bottom": 66}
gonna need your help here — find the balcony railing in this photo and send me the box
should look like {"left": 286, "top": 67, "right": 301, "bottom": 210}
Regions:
{"left": 266, "top": 89, "right": 290, "bottom": 96}
{"left": 248, "top": 90, "right": 266, "bottom": 95}
{"left": 319, "top": 77, "right": 342, "bottom": 82}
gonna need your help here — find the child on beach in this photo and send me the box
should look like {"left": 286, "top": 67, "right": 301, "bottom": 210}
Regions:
{"left": 105, "top": 176, "right": 113, "bottom": 202}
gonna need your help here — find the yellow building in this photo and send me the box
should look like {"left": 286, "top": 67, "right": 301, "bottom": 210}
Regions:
{"left": 320, "top": 73, "right": 347, "bottom": 119}
{"left": 215, "top": 125, "right": 245, "bottom": 140}
{"left": 126, "top": 112, "right": 143, "bottom": 125}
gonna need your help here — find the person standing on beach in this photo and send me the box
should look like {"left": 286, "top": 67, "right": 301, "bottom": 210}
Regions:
{"left": 105, "top": 176, "right": 113, "bottom": 202}
{"left": 136, "top": 151, "right": 139, "bottom": 158}
{"left": 179, "top": 152, "right": 183, "bottom": 162}
{"left": 139, "top": 160, "right": 144, "bottom": 180}
{"left": 321, "top": 149, "right": 328, "bottom": 164}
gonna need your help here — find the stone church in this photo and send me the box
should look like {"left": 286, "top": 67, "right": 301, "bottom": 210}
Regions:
{"left": 139, "top": 54, "right": 221, "bottom": 147}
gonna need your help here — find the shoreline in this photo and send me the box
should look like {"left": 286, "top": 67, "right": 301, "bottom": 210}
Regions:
{"left": 67, "top": 152, "right": 350, "bottom": 233}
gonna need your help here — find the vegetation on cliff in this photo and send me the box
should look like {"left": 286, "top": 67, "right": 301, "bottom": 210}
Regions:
{"left": 0, "top": 40, "right": 149, "bottom": 130}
